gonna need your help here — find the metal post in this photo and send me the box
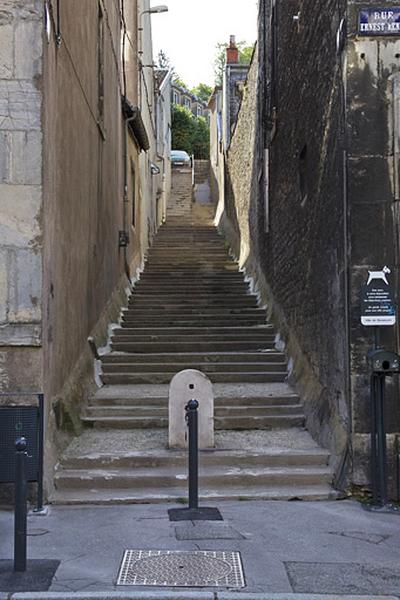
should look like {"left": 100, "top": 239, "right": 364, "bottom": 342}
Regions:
{"left": 186, "top": 399, "right": 199, "bottom": 510}
{"left": 376, "top": 373, "right": 388, "bottom": 505}
{"left": 370, "top": 373, "right": 378, "bottom": 504}
{"left": 14, "top": 437, "right": 27, "bottom": 572}
{"left": 36, "top": 393, "right": 44, "bottom": 512}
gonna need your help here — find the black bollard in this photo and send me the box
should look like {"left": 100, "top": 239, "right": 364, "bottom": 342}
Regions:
{"left": 14, "top": 436, "right": 28, "bottom": 572}
{"left": 168, "top": 398, "right": 222, "bottom": 521}
{"left": 186, "top": 399, "right": 199, "bottom": 510}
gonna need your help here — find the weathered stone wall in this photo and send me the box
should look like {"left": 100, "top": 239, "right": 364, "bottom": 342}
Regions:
{"left": 347, "top": 0, "right": 400, "bottom": 492}
{"left": 40, "top": 0, "right": 141, "bottom": 490}
{"left": 221, "top": 0, "right": 400, "bottom": 496}
{"left": 221, "top": 0, "right": 350, "bottom": 481}
{"left": 222, "top": 51, "right": 259, "bottom": 267}
{"left": 0, "top": 0, "right": 44, "bottom": 394}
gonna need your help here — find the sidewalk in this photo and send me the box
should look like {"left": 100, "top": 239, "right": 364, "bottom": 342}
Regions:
{"left": 0, "top": 499, "right": 399, "bottom": 598}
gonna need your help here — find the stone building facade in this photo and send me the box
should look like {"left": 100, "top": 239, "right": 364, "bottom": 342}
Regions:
{"left": 0, "top": 0, "right": 169, "bottom": 495}
{"left": 212, "top": 0, "right": 400, "bottom": 496}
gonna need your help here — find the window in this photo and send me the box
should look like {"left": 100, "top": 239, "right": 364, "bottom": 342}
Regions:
{"left": 197, "top": 105, "right": 202, "bottom": 117}
{"left": 173, "top": 91, "right": 179, "bottom": 105}
{"left": 184, "top": 97, "right": 190, "bottom": 109}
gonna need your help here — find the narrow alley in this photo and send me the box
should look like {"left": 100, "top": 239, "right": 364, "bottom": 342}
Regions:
{"left": 1, "top": 0, "right": 400, "bottom": 597}
{"left": 52, "top": 165, "right": 333, "bottom": 505}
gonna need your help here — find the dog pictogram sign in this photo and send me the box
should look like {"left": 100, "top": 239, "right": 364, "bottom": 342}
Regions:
{"left": 361, "top": 266, "right": 396, "bottom": 326}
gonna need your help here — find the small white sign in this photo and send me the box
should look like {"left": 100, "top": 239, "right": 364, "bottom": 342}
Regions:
{"left": 360, "top": 265, "right": 396, "bottom": 327}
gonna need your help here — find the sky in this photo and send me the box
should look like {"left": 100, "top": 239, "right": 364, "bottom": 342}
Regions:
{"left": 151, "top": 0, "right": 258, "bottom": 89}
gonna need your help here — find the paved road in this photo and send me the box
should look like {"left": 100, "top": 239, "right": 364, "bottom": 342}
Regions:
{"left": 0, "top": 499, "right": 399, "bottom": 598}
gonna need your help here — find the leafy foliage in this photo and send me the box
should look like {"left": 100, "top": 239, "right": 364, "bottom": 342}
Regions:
{"left": 171, "top": 105, "right": 210, "bottom": 158}
{"left": 214, "top": 41, "right": 255, "bottom": 85}
{"left": 191, "top": 83, "right": 213, "bottom": 104}
{"left": 172, "top": 75, "right": 189, "bottom": 90}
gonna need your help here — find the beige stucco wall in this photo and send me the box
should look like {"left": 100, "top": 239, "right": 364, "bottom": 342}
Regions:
{"left": 0, "top": 0, "right": 166, "bottom": 497}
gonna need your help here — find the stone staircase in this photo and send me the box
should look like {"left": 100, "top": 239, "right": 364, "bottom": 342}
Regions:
{"left": 51, "top": 180, "right": 335, "bottom": 505}
{"left": 167, "top": 167, "right": 193, "bottom": 218}
{"left": 194, "top": 159, "right": 210, "bottom": 184}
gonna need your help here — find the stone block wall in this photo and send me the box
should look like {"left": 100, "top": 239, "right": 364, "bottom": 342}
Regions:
{"left": 346, "top": 0, "right": 400, "bottom": 492}
{"left": 221, "top": 0, "right": 350, "bottom": 480}
{"left": 0, "top": 0, "right": 43, "bottom": 392}
{"left": 221, "top": 0, "right": 400, "bottom": 496}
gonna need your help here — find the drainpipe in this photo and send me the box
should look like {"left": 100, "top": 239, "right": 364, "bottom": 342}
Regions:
{"left": 122, "top": 109, "right": 138, "bottom": 285}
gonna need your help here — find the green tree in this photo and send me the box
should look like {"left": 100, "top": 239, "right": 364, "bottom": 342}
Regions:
{"left": 214, "top": 41, "right": 255, "bottom": 85}
{"left": 191, "top": 83, "right": 213, "bottom": 104}
{"left": 192, "top": 115, "right": 210, "bottom": 158}
{"left": 171, "top": 105, "right": 210, "bottom": 159}
{"left": 172, "top": 76, "right": 189, "bottom": 90}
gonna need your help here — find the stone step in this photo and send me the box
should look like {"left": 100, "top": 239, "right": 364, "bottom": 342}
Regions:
{"left": 144, "top": 264, "right": 240, "bottom": 270}
{"left": 110, "top": 341, "right": 275, "bottom": 353}
{"left": 83, "top": 405, "right": 303, "bottom": 419}
{"left": 59, "top": 448, "right": 329, "bottom": 470}
{"left": 51, "top": 484, "right": 337, "bottom": 504}
{"left": 124, "top": 303, "right": 265, "bottom": 320}
{"left": 82, "top": 414, "right": 304, "bottom": 429}
{"left": 121, "top": 311, "right": 266, "bottom": 320}
{"left": 114, "top": 326, "right": 274, "bottom": 335}
{"left": 134, "top": 285, "right": 251, "bottom": 293}
{"left": 101, "top": 372, "right": 288, "bottom": 384}
{"left": 119, "top": 323, "right": 268, "bottom": 331}
{"left": 141, "top": 268, "right": 241, "bottom": 275}
{"left": 54, "top": 465, "right": 331, "bottom": 491}
{"left": 89, "top": 393, "right": 300, "bottom": 407}
{"left": 148, "top": 248, "right": 228, "bottom": 254}
{"left": 128, "top": 296, "right": 258, "bottom": 305}
{"left": 111, "top": 333, "right": 275, "bottom": 342}
{"left": 139, "top": 273, "right": 245, "bottom": 280}
{"left": 146, "top": 257, "right": 237, "bottom": 263}
{"left": 101, "top": 362, "right": 288, "bottom": 374}
{"left": 90, "top": 397, "right": 300, "bottom": 407}
{"left": 101, "top": 352, "right": 283, "bottom": 363}
{"left": 127, "top": 301, "right": 260, "bottom": 310}
{"left": 150, "top": 243, "right": 223, "bottom": 249}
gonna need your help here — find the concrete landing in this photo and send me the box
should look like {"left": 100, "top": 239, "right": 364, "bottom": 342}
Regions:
{"left": 92, "top": 383, "right": 298, "bottom": 402}
{"left": 62, "top": 428, "right": 323, "bottom": 455}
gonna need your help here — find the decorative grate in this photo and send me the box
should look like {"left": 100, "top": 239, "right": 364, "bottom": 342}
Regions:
{"left": 117, "top": 549, "right": 245, "bottom": 588}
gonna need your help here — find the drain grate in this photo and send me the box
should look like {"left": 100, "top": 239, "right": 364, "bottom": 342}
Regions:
{"left": 117, "top": 550, "right": 245, "bottom": 588}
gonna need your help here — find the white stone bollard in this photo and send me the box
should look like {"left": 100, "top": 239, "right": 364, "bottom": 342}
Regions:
{"left": 168, "top": 369, "right": 214, "bottom": 449}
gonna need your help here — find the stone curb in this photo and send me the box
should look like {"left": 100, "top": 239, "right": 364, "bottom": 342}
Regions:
{"left": 7, "top": 592, "right": 400, "bottom": 600}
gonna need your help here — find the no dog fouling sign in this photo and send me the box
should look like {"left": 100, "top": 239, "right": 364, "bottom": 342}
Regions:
{"left": 361, "top": 266, "right": 396, "bottom": 326}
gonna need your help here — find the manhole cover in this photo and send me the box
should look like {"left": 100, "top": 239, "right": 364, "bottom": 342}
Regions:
{"left": 117, "top": 550, "right": 245, "bottom": 587}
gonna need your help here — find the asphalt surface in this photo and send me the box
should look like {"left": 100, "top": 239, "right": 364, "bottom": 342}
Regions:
{"left": 0, "top": 499, "right": 399, "bottom": 598}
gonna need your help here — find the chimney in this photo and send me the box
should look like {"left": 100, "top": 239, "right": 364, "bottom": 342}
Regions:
{"left": 226, "top": 35, "right": 239, "bottom": 64}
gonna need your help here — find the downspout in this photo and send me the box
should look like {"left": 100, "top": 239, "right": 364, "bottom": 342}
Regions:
{"left": 122, "top": 108, "right": 138, "bottom": 284}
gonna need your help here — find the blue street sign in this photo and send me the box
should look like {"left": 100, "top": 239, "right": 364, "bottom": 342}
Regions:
{"left": 359, "top": 8, "right": 400, "bottom": 36}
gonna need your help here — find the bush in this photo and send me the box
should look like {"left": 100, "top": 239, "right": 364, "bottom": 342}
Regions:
{"left": 171, "top": 105, "right": 210, "bottom": 159}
